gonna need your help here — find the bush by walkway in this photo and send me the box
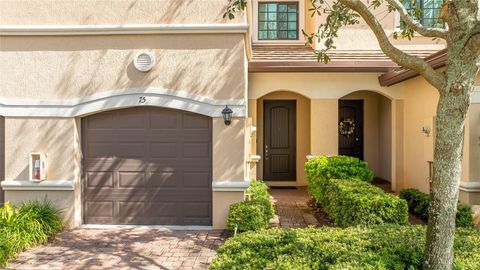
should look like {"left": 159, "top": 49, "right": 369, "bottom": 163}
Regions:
{"left": 0, "top": 200, "right": 63, "bottom": 266}
{"left": 210, "top": 225, "right": 480, "bottom": 270}
{"left": 306, "top": 156, "right": 408, "bottom": 226}
{"left": 226, "top": 180, "right": 275, "bottom": 232}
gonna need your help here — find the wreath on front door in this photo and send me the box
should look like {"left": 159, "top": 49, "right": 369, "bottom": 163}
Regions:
{"left": 339, "top": 118, "right": 355, "bottom": 136}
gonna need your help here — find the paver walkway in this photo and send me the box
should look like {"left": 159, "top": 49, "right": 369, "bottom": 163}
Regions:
{"left": 269, "top": 187, "right": 319, "bottom": 228}
{"left": 6, "top": 228, "right": 227, "bottom": 270}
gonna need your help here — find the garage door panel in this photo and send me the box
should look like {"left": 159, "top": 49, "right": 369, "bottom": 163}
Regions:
{"left": 119, "top": 201, "right": 145, "bottom": 217}
{"left": 86, "top": 201, "right": 114, "bottom": 217}
{"left": 87, "top": 142, "right": 115, "bottom": 158}
{"left": 150, "top": 111, "right": 180, "bottom": 129}
{"left": 86, "top": 113, "right": 115, "bottom": 129}
{"left": 183, "top": 202, "right": 211, "bottom": 217}
{"left": 83, "top": 107, "right": 212, "bottom": 225}
{"left": 183, "top": 142, "right": 210, "bottom": 158}
{"left": 116, "top": 112, "right": 147, "bottom": 129}
{"left": 87, "top": 172, "right": 114, "bottom": 188}
{"left": 183, "top": 172, "right": 211, "bottom": 189}
{"left": 149, "top": 172, "right": 179, "bottom": 188}
{"left": 151, "top": 142, "right": 178, "bottom": 158}
{"left": 183, "top": 114, "right": 210, "bottom": 129}
{"left": 118, "top": 172, "right": 146, "bottom": 188}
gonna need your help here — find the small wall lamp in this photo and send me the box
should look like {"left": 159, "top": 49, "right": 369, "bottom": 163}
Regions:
{"left": 222, "top": 105, "right": 233, "bottom": 126}
{"left": 421, "top": 126, "right": 431, "bottom": 136}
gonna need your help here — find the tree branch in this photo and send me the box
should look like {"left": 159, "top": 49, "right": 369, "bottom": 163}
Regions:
{"left": 338, "top": 0, "right": 446, "bottom": 90}
{"left": 385, "top": 0, "right": 447, "bottom": 39}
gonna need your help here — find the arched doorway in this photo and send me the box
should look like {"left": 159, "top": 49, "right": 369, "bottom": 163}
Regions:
{"left": 339, "top": 90, "right": 393, "bottom": 191}
{"left": 82, "top": 106, "right": 212, "bottom": 225}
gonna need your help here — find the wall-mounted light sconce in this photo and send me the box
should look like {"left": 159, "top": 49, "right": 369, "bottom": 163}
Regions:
{"left": 421, "top": 126, "right": 431, "bottom": 136}
{"left": 222, "top": 105, "right": 233, "bottom": 126}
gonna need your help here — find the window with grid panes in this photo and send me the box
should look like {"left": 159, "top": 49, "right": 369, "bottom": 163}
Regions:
{"left": 258, "top": 2, "right": 299, "bottom": 40}
{"left": 403, "top": 0, "right": 444, "bottom": 28}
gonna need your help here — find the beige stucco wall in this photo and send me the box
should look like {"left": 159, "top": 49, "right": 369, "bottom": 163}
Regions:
{"left": 212, "top": 191, "right": 245, "bottom": 229}
{"left": 0, "top": 0, "right": 245, "bottom": 25}
{"left": 248, "top": 73, "right": 405, "bottom": 100}
{"left": 5, "top": 190, "right": 76, "bottom": 227}
{"left": 213, "top": 118, "right": 247, "bottom": 182}
{"left": 401, "top": 76, "right": 474, "bottom": 194}
{"left": 311, "top": 1, "right": 445, "bottom": 51}
{"left": 402, "top": 77, "right": 438, "bottom": 193}
{"left": 310, "top": 99, "right": 339, "bottom": 157}
{"left": 0, "top": 34, "right": 246, "bottom": 101}
{"left": 251, "top": 91, "right": 311, "bottom": 186}
{"left": 468, "top": 103, "right": 480, "bottom": 181}
{"left": 4, "top": 118, "right": 76, "bottom": 181}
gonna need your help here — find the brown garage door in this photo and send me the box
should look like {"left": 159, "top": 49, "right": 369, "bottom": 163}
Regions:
{"left": 83, "top": 107, "right": 212, "bottom": 225}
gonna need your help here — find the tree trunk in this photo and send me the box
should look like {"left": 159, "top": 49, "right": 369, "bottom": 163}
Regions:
{"left": 423, "top": 84, "right": 471, "bottom": 269}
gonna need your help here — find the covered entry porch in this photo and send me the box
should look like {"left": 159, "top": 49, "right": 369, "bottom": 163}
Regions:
{"left": 247, "top": 73, "right": 405, "bottom": 192}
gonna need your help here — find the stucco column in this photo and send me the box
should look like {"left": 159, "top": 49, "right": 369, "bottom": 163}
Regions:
{"left": 310, "top": 99, "right": 338, "bottom": 156}
{"left": 212, "top": 117, "right": 247, "bottom": 229}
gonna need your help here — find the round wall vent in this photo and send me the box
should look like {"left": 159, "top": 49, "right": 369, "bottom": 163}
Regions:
{"left": 133, "top": 52, "right": 155, "bottom": 72}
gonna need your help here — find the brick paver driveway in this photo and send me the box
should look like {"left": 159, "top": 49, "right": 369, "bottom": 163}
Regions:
{"left": 6, "top": 227, "right": 227, "bottom": 270}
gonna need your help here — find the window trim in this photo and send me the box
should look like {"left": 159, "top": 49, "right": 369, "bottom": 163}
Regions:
{"left": 252, "top": 0, "right": 305, "bottom": 45}
{"left": 394, "top": 0, "right": 446, "bottom": 30}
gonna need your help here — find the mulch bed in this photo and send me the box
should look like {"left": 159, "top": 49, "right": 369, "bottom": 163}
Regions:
{"left": 307, "top": 199, "right": 335, "bottom": 227}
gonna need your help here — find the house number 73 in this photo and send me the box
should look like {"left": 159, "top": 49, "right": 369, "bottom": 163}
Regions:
{"left": 138, "top": 96, "right": 147, "bottom": 104}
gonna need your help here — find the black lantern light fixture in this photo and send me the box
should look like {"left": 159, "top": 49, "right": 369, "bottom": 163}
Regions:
{"left": 221, "top": 105, "right": 233, "bottom": 126}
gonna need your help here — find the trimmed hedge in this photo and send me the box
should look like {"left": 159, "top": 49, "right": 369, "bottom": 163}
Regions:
{"left": 400, "top": 188, "right": 474, "bottom": 228}
{"left": 323, "top": 178, "right": 408, "bottom": 226}
{"left": 306, "top": 156, "right": 408, "bottom": 226}
{"left": 210, "top": 225, "right": 480, "bottom": 270}
{"left": 226, "top": 180, "right": 274, "bottom": 232}
{"left": 0, "top": 200, "right": 63, "bottom": 266}
{"left": 306, "top": 155, "right": 374, "bottom": 204}
{"left": 305, "top": 155, "right": 374, "bottom": 183}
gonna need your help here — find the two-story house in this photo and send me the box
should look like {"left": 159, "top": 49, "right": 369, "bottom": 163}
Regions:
{"left": 0, "top": 0, "right": 478, "bottom": 229}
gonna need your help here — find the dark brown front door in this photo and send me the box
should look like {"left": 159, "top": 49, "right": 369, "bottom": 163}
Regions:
{"left": 338, "top": 100, "right": 364, "bottom": 159}
{"left": 82, "top": 107, "right": 212, "bottom": 225}
{"left": 264, "top": 100, "right": 296, "bottom": 181}
{"left": 0, "top": 116, "right": 4, "bottom": 206}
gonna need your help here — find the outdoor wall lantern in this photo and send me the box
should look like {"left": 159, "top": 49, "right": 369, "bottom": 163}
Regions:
{"left": 222, "top": 105, "right": 233, "bottom": 126}
{"left": 421, "top": 126, "right": 431, "bottom": 137}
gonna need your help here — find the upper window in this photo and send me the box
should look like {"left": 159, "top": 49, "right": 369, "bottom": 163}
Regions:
{"left": 403, "top": 0, "right": 444, "bottom": 28}
{"left": 258, "top": 2, "right": 299, "bottom": 40}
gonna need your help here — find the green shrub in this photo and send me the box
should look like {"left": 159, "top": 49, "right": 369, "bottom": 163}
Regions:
{"left": 0, "top": 199, "right": 63, "bottom": 266}
{"left": 226, "top": 180, "right": 275, "bottom": 232}
{"left": 247, "top": 180, "right": 275, "bottom": 220}
{"left": 399, "top": 188, "right": 474, "bottom": 228}
{"left": 305, "top": 156, "right": 374, "bottom": 204}
{"left": 322, "top": 178, "right": 408, "bottom": 226}
{"left": 305, "top": 155, "right": 374, "bottom": 183}
{"left": 457, "top": 203, "right": 475, "bottom": 228}
{"left": 226, "top": 201, "right": 267, "bottom": 232}
{"left": 210, "top": 225, "right": 480, "bottom": 270}
{"left": 305, "top": 156, "right": 407, "bottom": 226}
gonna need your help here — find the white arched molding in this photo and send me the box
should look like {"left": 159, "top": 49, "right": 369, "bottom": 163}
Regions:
{"left": 0, "top": 88, "right": 246, "bottom": 117}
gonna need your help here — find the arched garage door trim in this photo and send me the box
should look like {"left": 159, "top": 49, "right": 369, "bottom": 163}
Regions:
{"left": 0, "top": 88, "right": 246, "bottom": 118}
{"left": 82, "top": 106, "right": 212, "bottom": 225}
